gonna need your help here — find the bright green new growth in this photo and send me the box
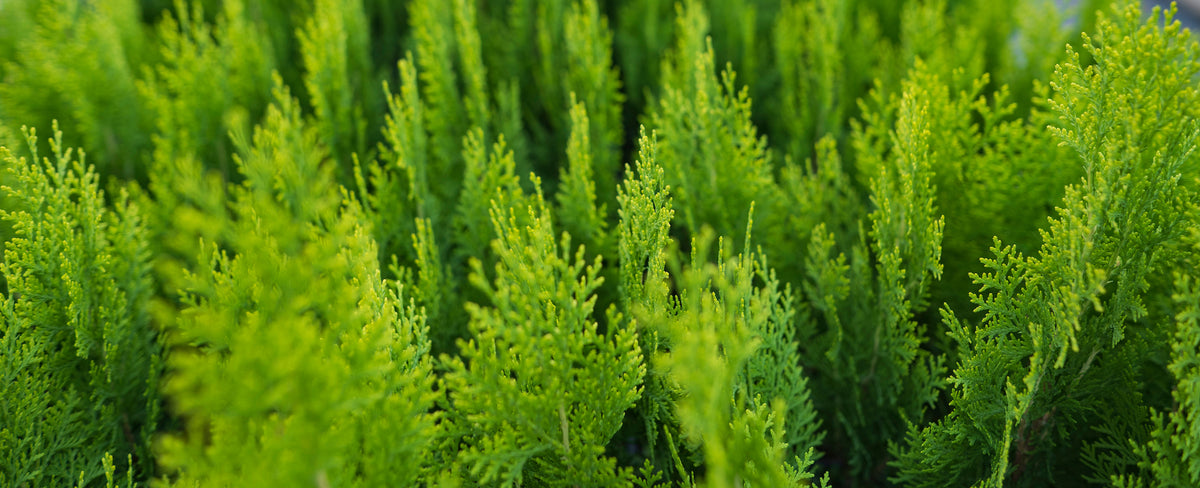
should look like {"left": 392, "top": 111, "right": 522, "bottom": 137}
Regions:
{"left": 893, "top": 4, "right": 1200, "bottom": 487}
{"left": 615, "top": 128, "right": 681, "bottom": 476}
{"left": 654, "top": 238, "right": 794, "bottom": 488}
{"left": 649, "top": 0, "right": 775, "bottom": 244}
{"left": 785, "top": 59, "right": 948, "bottom": 478}
{"left": 557, "top": 99, "right": 612, "bottom": 263}
{"left": 155, "top": 85, "right": 435, "bottom": 485}
{"left": 654, "top": 228, "right": 825, "bottom": 487}
{"left": 442, "top": 185, "right": 644, "bottom": 486}
{"left": 4, "top": 0, "right": 1200, "bottom": 487}
{"left": 0, "top": 124, "right": 159, "bottom": 486}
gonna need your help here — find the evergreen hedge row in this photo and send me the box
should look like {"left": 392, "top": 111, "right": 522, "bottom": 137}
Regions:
{"left": 2, "top": 0, "right": 1199, "bottom": 486}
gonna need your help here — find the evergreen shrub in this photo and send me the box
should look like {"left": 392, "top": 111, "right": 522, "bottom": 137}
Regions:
{"left": 2, "top": 0, "right": 1199, "bottom": 486}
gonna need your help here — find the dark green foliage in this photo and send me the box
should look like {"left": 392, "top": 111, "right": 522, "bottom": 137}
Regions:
{"left": 4, "top": 1, "right": 1200, "bottom": 487}
{"left": 612, "top": 0, "right": 674, "bottom": 113}
{"left": 1115, "top": 244, "right": 1200, "bottom": 487}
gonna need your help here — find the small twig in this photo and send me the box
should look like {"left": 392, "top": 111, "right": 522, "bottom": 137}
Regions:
{"left": 1069, "top": 346, "right": 1101, "bottom": 394}
{"left": 559, "top": 403, "right": 571, "bottom": 457}
{"left": 121, "top": 414, "right": 137, "bottom": 453}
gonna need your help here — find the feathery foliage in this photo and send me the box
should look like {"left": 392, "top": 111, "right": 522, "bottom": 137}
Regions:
{"left": 1115, "top": 238, "right": 1200, "bottom": 487}
{"left": 1, "top": 124, "right": 159, "bottom": 486}
{"left": 0, "top": 0, "right": 149, "bottom": 179}
{"left": 4, "top": 1, "right": 1200, "bottom": 487}
{"left": 648, "top": 0, "right": 776, "bottom": 244}
{"left": 155, "top": 86, "right": 435, "bottom": 485}
{"left": 440, "top": 185, "right": 643, "bottom": 486}
{"left": 892, "top": 4, "right": 1200, "bottom": 486}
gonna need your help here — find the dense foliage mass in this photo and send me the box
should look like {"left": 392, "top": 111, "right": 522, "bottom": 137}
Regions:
{"left": 2, "top": 0, "right": 1199, "bottom": 486}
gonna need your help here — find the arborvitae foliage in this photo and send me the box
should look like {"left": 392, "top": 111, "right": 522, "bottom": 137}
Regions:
{"left": 298, "top": 0, "right": 377, "bottom": 175}
{"left": 5, "top": 1, "right": 1200, "bottom": 487}
{"left": 1113, "top": 225, "right": 1200, "bottom": 487}
{"left": 615, "top": 128, "right": 680, "bottom": 475}
{"left": 358, "top": 53, "right": 429, "bottom": 272}
{"left": 655, "top": 231, "right": 822, "bottom": 488}
{"left": 0, "top": 0, "right": 149, "bottom": 179}
{"left": 155, "top": 86, "right": 436, "bottom": 485}
{"left": 612, "top": 0, "right": 674, "bottom": 114}
{"left": 440, "top": 186, "right": 643, "bottom": 486}
{"left": 557, "top": 100, "right": 613, "bottom": 265}
{"left": 893, "top": 4, "right": 1200, "bottom": 487}
{"left": 770, "top": 0, "right": 858, "bottom": 165}
{"left": 138, "top": 0, "right": 274, "bottom": 177}
{"left": 614, "top": 129, "right": 823, "bottom": 485}
{"left": 479, "top": 0, "right": 625, "bottom": 202}
{"left": 785, "top": 60, "right": 949, "bottom": 481}
{"left": 406, "top": 0, "right": 488, "bottom": 208}
{"left": 648, "top": 0, "right": 777, "bottom": 244}
{"left": 556, "top": 100, "right": 619, "bottom": 315}
{"left": 1, "top": 124, "right": 160, "bottom": 486}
